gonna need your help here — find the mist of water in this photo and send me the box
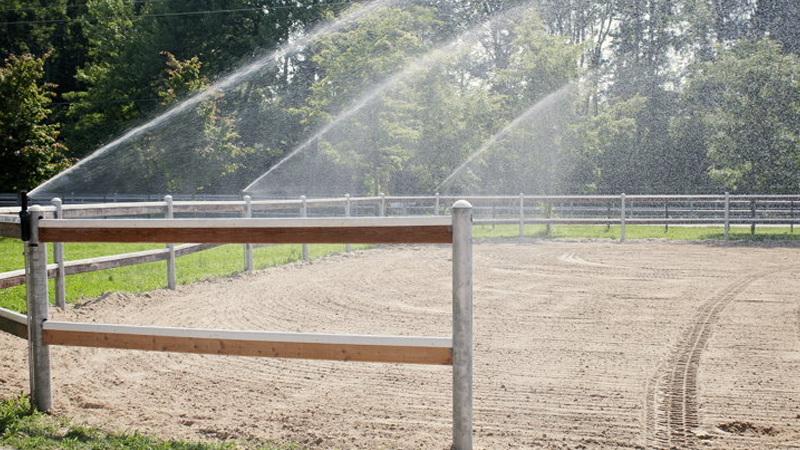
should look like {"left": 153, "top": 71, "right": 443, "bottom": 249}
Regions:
{"left": 31, "top": 0, "right": 399, "bottom": 198}
{"left": 436, "top": 81, "right": 579, "bottom": 194}
{"left": 242, "top": 2, "right": 538, "bottom": 196}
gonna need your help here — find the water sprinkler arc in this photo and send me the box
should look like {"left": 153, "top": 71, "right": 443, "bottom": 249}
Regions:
{"left": 435, "top": 80, "right": 579, "bottom": 193}
{"left": 242, "top": 1, "right": 542, "bottom": 195}
{"left": 30, "top": 0, "right": 400, "bottom": 197}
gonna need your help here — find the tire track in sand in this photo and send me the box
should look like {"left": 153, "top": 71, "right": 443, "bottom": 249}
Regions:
{"left": 643, "top": 272, "right": 767, "bottom": 449}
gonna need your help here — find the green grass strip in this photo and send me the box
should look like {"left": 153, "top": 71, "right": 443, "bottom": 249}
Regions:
{"left": 0, "top": 240, "right": 369, "bottom": 313}
{"left": 0, "top": 395, "right": 303, "bottom": 450}
{"left": 474, "top": 224, "right": 799, "bottom": 241}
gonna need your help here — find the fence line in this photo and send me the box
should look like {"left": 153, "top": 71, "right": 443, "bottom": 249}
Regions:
{"left": 1, "top": 193, "right": 797, "bottom": 301}
{"left": 2, "top": 202, "right": 475, "bottom": 450}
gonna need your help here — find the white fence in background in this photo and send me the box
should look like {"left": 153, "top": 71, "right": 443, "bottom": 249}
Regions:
{"left": 1, "top": 193, "right": 797, "bottom": 307}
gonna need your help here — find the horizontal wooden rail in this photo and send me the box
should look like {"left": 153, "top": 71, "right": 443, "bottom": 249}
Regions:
{"left": 37, "top": 217, "right": 454, "bottom": 244}
{"left": 0, "top": 243, "right": 219, "bottom": 289}
{"left": 0, "top": 307, "right": 28, "bottom": 339}
{"left": 43, "top": 321, "right": 453, "bottom": 365}
{"left": 0, "top": 214, "right": 20, "bottom": 239}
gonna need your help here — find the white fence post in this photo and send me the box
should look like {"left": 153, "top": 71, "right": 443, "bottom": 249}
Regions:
{"left": 165, "top": 195, "right": 176, "bottom": 289}
{"left": 301, "top": 195, "right": 309, "bottom": 261}
{"left": 244, "top": 195, "right": 253, "bottom": 272}
{"left": 25, "top": 205, "right": 52, "bottom": 411}
{"left": 345, "top": 194, "right": 352, "bottom": 253}
{"left": 519, "top": 193, "right": 524, "bottom": 237}
{"left": 51, "top": 198, "right": 66, "bottom": 309}
{"left": 724, "top": 192, "right": 730, "bottom": 242}
{"left": 435, "top": 192, "right": 440, "bottom": 216}
{"left": 620, "top": 193, "right": 626, "bottom": 242}
{"left": 451, "top": 200, "right": 473, "bottom": 450}
{"left": 380, "top": 192, "right": 386, "bottom": 217}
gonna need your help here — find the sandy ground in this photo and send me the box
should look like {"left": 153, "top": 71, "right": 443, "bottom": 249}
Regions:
{"left": 1, "top": 241, "right": 800, "bottom": 450}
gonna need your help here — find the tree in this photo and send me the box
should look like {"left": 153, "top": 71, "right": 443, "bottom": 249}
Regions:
{"left": 682, "top": 39, "right": 800, "bottom": 193}
{"left": 751, "top": 0, "right": 800, "bottom": 54}
{"left": 0, "top": 53, "right": 70, "bottom": 191}
{"left": 134, "top": 52, "right": 255, "bottom": 193}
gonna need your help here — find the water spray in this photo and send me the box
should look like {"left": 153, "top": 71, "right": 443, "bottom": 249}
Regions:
{"left": 31, "top": 0, "right": 401, "bottom": 197}
{"left": 242, "top": 2, "right": 542, "bottom": 196}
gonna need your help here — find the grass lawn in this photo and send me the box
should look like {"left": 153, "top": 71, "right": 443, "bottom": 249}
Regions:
{"left": 0, "top": 240, "right": 367, "bottom": 313}
{"left": 473, "top": 223, "right": 799, "bottom": 241}
{"left": 0, "top": 395, "right": 303, "bottom": 450}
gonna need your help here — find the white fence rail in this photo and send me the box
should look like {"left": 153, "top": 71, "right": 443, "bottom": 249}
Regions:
{"left": 0, "top": 194, "right": 797, "bottom": 307}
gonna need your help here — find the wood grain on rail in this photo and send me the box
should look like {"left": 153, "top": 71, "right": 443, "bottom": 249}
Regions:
{"left": 44, "top": 329, "right": 453, "bottom": 365}
{"left": 39, "top": 225, "right": 453, "bottom": 244}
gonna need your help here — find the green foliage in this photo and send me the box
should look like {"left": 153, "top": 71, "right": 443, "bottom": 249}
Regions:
{"left": 301, "top": 4, "right": 440, "bottom": 125}
{"left": 2, "top": 1, "right": 800, "bottom": 196}
{"left": 683, "top": 39, "right": 800, "bottom": 193}
{"left": 0, "top": 53, "right": 71, "bottom": 191}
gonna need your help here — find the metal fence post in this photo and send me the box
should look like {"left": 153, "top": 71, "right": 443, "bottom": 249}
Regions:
{"left": 519, "top": 193, "right": 524, "bottom": 237}
{"left": 165, "top": 195, "right": 176, "bottom": 289}
{"left": 345, "top": 194, "right": 352, "bottom": 253}
{"left": 545, "top": 201, "right": 552, "bottom": 235}
{"left": 301, "top": 195, "right": 308, "bottom": 261}
{"left": 380, "top": 192, "right": 386, "bottom": 217}
{"left": 244, "top": 195, "right": 253, "bottom": 272}
{"left": 451, "top": 200, "right": 473, "bottom": 450}
{"left": 51, "top": 198, "right": 66, "bottom": 309}
{"left": 750, "top": 199, "right": 756, "bottom": 235}
{"left": 664, "top": 201, "right": 669, "bottom": 233}
{"left": 435, "top": 192, "right": 440, "bottom": 216}
{"left": 26, "top": 205, "right": 52, "bottom": 411}
{"left": 620, "top": 193, "right": 626, "bottom": 242}
{"left": 724, "top": 192, "right": 730, "bottom": 242}
{"left": 791, "top": 200, "right": 795, "bottom": 233}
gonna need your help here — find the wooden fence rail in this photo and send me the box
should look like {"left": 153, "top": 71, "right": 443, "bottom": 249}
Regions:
{"left": 2, "top": 202, "right": 475, "bottom": 450}
{"left": 0, "top": 306, "right": 27, "bottom": 339}
{"left": 42, "top": 321, "right": 453, "bottom": 365}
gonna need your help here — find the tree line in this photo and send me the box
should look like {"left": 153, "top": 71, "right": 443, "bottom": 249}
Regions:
{"left": 1, "top": 0, "right": 799, "bottom": 195}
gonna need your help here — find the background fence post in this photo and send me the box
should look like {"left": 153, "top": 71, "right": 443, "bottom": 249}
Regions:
{"left": 435, "top": 192, "right": 440, "bottom": 216}
{"left": 664, "top": 201, "right": 669, "bottom": 233}
{"left": 620, "top": 193, "right": 626, "bottom": 242}
{"left": 244, "top": 195, "right": 253, "bottom": 272}
{"left": 165, "top": 195, "right": 176, "bottom": 289}
{"left": 26, "top": 205, "right": 52, "bottom": 411}
{"left": 380, "top": 192, "right": 386, "bottom": 217}
{"left": 51, "top": 198, "right": 66, "bottom": 309}
{"left": 545, "top": 201, "right": 552, "bottom": 235}
{"left": 791, "top": 200, "right": 795, "bottom": 233}
{"left": 451, "top": 200, "right": 473, "bottom": 450}
{"left": 519, "top": 193, "right": 524, "bottom": 237}
{"left": 345, "top": 194, "right": 351, "bottom": 253}
{"left": 724, "top": 192, "right": 730, "bottom": 242}
{"left": 750, "top": 199, "right": 756, "bottom": 235}
{"left": 301, "top": 195, "right": 308, "bottom": 261}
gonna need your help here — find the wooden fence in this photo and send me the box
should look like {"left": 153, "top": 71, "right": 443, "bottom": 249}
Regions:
{"left": 0, "top": 202, "right": 475, "bottom": 450}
